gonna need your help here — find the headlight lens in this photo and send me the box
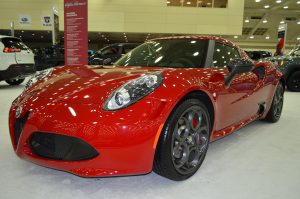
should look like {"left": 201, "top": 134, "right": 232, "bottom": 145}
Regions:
{"left": 25, "top": 68, "right": 53, "bottom": 89}
{"left": 104, "top": 72, "right": 163, "bottom": 110}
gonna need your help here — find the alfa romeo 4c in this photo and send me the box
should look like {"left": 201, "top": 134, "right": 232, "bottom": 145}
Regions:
{"left": 9, "top": 36, "right": 284, "bottom": 181}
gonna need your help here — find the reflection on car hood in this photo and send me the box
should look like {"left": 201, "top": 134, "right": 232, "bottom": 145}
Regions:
{"left": 27, "top": 65, "right": 167, "bottom": 104}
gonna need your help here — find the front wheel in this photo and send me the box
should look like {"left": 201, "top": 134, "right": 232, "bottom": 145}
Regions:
{"left": 154, "top": 99, "right": 211, "bottom": 181}
{"left": 5, "top": 78, "right": 25, "bottom": 85}
{"left": 265, "top": 83, "right": 284, "bottom": 123}
{"left": 287, "top": 71, "right": 300, "bottom": 92}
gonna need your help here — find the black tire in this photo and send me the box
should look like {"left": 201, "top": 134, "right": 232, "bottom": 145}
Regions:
{"left": 287, "top": 71, "right": 300, "bottom": 92}
{"left": 5, "top": 78, "right": 25, "bottom": 85}
{"left": 153, "top": 99, "right": 211, "bottom": 181}
{"left": 265, "top": 83, "right": 284, "bottom": 123}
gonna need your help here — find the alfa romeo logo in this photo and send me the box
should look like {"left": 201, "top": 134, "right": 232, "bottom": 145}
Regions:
{"left": 15, "top": 106, "right": 22, "bottom": 118}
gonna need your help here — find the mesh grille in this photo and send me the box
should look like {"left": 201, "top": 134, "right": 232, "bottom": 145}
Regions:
{"left": 30, "top": 132, "right": 99, "bottom": 161}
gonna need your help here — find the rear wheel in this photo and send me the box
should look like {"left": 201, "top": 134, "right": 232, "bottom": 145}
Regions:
{"left": 5, "top": 78, "right": 25, "bottom": 85}
{"left": 287, "top": 71, "right": 300, "bottom": 92}
{"left": 154, "top": 99, "right": 211, "bottom": 181}
{"left": 265, "top": 83, "right": 284, "bottom": 123}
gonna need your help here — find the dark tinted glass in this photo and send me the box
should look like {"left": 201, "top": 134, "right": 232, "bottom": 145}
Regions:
{"left": 2, "top": 37, "right": 29, "bottom": 50}
{"left": 212, "top": 42, "right": 240, "bottom": 68}
{"left": 115, "top": 39, "right": 208, "bottom": 68}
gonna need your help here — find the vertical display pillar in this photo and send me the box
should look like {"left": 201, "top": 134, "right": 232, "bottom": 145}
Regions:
{"left": 64, "top": 0, "right": 88, "bottom": 65}
{"left": 275, "top": 24, "right": 287, "bottom": 56}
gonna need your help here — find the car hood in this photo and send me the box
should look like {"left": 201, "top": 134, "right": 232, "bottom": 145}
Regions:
{"left": 27, "top": 65, "right": 166, "bottom": 104}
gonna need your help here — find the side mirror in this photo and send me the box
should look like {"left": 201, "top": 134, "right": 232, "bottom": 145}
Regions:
{"left": 103, "top": 58, "right": 112, "bottom": 65}
{"left": 225, "top": 58, "right": 254, "bottom": 86}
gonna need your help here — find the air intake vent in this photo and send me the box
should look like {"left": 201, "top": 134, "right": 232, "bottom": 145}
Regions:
{"left": 253, "top": 28, "right": 268, "bottom": 35}
{"left": 251, "top": 16, "right": 262, "bottom": 20}
{"left": 285, "top": 17, "right": 296, "bottom": 21}
{"left": 243, "top": 27, "right": 253, "bottom": 35}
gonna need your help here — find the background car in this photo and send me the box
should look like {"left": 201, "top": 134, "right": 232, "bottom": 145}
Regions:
{"left": 245, "top": 50, "right": 272, "bottom": 60}
{"left": 9, "top": 36, "right": 284, "bottom": 181}
{"left": 88, "top": 43, "right": 140, "bottom": 65}
{"left": 265, "top": 45, "right": 300, "bottom": 92}
{"left": 33, "top": 44, "right": 65, "bottom": 71}
{"left": 0, "top": 35, "right": 35, "bottom": 85}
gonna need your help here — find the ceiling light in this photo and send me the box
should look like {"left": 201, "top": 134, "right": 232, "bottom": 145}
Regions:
{"left": 245, "top": 18, "right": 250, "bottom": 23}
{"left": 276, "top": 0, "right": 282, "bottom": 3}
{"left": 255, "top": 0, "right": 261, "bottom": 2}
{"left": 297, "top": 1, "right": 300, "bottom": 4}
{"left": 283, "top": 6, "right": 288, "bottom": 9}
{"left": 167, "top": 1, "right": 170, "bottom": 4}
{"left": 264, "top": 5, "right": 270, "bottom": 8}
{"left": 265, "top": 35, "right": 270, "bottom": 39}
{"left": 21, "top": 30, "right": 24, "bottom": 33}
{"left": 234, "top": 36, "right": 238, "bottom": 39}
{"left": 250, "top": 35, "right": 254, "bottom": 39}
{"left": 262, "top": 19, "right": 268, "bottom": 23}
{"left": 297, "top": 21, "right": 300, "bottom": 25}
{"left": 280, "top": 20, "right": 285, "bottom": 24}
{"left": 187, "top": 1, "right": 191, "bottom": 5}
{"left": 32, "top": 33, "right": 35, "bottom": 36}
{"left": 297, "top": 36, "right": 300, "bottom": 40}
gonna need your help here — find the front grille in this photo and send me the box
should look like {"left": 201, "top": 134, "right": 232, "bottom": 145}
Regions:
{"left": 29, "top": 132, "right": 99, "bottom": 161}
{"left": 14, "top": 111, "right": 30, "bottom": 145}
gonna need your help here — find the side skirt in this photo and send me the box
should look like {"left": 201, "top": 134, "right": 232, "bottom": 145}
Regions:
{"left": 210, "top": 114, "right": 260, "bottom": 142}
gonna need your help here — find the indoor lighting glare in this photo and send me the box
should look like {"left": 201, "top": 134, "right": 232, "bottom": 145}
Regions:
{"left": 255, "top": 0, "right": 261, "bottom": 2}
{"left": 265, "top": 35, "right": 270, "bottom": 39}
{"left": 283, "top": 6, "right": 288, "bottom": 9}
{"left": 234, "top": 35, "right": 238, "bottom": 39}
{"left": 250, "top": 35, "right": 254, "bottom": 39}
{"left": 280, "top": 20, "right": 285, "bottom": 24}
{"left": 187, "top": 1, "right": 191, "bottom": 5}
{"left": 276, "top": 0, "right": 282, "bottom": 3}
{"left": 264, "top": 5, "right": 270, "bottom": 8}
{"left": 297, "top": 21, "right": 300, "bottom": 25}
{"left": 167, "top": 1, "right": 170, "bottom": 4}
{"left": 245, "top": 18, "right": 250, "bottom": 23}
{"left": 297, "top": 36, "right": 300, "bottom": 40}
{"left": 297, "top": 1, "right": 300, "bottom": 4}
{"left": 262, "top": 19, "right": 268, "bottom": 23}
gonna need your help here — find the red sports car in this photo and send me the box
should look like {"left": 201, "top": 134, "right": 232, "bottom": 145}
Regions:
{"left": 9, "top": 36, "right": 284, "bottom": 181}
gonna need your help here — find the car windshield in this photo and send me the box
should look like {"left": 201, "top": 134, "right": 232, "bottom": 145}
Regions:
{"left": 114, "top": 39, "right": 208, "bottom": 68}
{"left": 288, "top": 46, "right": 300, "bottom": 57}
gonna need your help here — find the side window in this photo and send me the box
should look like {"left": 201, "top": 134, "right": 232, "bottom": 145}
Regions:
{"left": 212, "top": 42, "right": 240, "bottom": 68}
{"left": 101, "top": 46, "right": 119, "bottom": 56}
{"left": 253, "top": 66, "right": 265, "bottom": 79}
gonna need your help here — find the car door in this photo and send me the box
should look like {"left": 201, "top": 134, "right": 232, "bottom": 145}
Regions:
{"left": 211, "top": 41, "right": 261, "bottom": 131}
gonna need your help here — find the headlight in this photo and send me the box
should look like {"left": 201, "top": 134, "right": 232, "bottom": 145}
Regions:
{"left": 104, "top": 72, "right": 163, "bottom": 110}
{"left": 25, "top": 68, "right": 53, "bottom": 89}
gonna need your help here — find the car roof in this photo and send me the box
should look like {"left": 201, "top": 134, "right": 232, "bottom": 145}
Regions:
{"left": 151, "top": 36, "right": 238, "bottom": 48}
{"left": 0, "top": 35, "right": 20, "bottom": 40}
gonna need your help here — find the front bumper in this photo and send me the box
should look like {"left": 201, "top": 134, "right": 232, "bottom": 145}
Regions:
{"left": 0, "top": 64, "right": 36, "bottom": 81}
{"left": 9, "top": 94, "right": 168, "bottom": 177}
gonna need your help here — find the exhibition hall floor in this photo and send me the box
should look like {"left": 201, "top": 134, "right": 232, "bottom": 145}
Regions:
{"left": 1, "top": 81, "right": 299, "bottom": 199}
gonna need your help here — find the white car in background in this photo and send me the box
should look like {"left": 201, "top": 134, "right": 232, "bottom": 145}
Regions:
{"left": 0, "top": 35, "right": 35, "bottom": 85}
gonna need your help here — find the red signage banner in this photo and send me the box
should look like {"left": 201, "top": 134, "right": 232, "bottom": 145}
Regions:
{"left": 64, "top": 0, "right": 88, "bottom": 65}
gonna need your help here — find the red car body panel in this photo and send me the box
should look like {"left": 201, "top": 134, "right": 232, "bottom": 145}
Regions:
{"left": 9, "top": 36, "right": 283, "bottom": 177}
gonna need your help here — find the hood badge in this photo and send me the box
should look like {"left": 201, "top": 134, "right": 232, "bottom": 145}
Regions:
{"left": 15, "top": 106, "right": 22, "bottom": 118}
